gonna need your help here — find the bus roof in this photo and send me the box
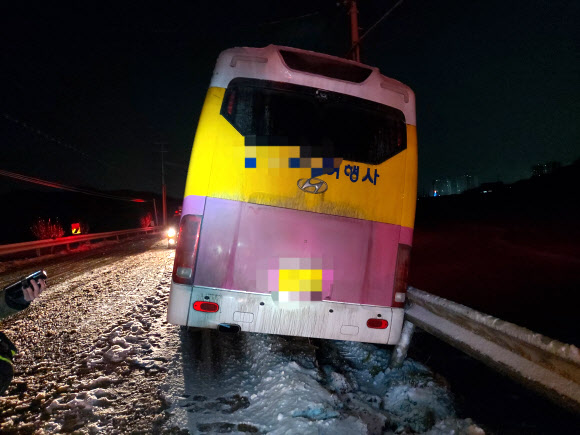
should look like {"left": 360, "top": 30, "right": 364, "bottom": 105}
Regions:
{"left": 209, "top": 45, "right": 416, "bottom": 126}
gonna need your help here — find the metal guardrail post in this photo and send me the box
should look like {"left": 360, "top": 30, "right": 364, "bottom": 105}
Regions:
{"left": 390, "top": 320, "right": 415, "bottom": 369}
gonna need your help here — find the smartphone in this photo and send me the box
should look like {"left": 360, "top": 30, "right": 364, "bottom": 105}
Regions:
{"left": 3, "top": 270, "right": 47, "bottom": 310}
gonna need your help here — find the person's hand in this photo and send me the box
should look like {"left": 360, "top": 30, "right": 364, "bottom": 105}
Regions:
{"left": 22, "top": 278, "right": 46, "bottom": 302}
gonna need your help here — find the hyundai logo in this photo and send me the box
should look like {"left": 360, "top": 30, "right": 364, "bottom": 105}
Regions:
{"left": 297, "top": 177, "right": 328, "bottom": 194}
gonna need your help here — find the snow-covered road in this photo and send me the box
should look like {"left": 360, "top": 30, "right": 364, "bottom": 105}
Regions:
{"left": 0, "top": 238, "right": 483, "bottom": 433}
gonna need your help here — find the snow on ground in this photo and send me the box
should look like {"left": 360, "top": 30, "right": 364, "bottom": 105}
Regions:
{"left": 0, "top": 239, "right": 175, "bottom": 433}
{"left": 1, "top": 239, "right": 484, "bottom": 433}
{"left": 161, "top": 327, "right": 483, "bottom": 434}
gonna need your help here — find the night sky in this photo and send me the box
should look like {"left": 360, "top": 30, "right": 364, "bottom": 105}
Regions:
{"left": 1, "top": 0, "right": 578, "bottom": 198}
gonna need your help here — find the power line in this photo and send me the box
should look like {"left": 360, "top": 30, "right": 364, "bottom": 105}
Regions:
{"left": 283, "top": 7, "right": 343, "bottom": 56}
{"left": 346, "top": 0, "right": 405, "bottom": 58}
{"left": 3, "top": 112, "right": 161, "bottom": 193}
{"left": 3, "top": 113, "right": 121, "bottom": 171}
{"left": 359, "top": 0, "right": 404, "bottom": 43}
{"left": 0, "top": 169, "right": 146, "bottom": 203}
{"left": 258, "top": 11, "right": 320, "bottom": 27}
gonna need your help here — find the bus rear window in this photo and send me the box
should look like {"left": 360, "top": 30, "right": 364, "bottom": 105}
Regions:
{"left": 220, "top": 78, "right": 406, "bottom": 165}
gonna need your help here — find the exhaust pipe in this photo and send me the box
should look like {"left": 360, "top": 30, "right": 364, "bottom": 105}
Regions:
{"left": 218, "top": 323, "right": 241, "bottom": 334}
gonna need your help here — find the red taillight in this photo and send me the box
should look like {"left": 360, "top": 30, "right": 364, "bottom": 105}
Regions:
{"left": 367, "top": 318, "right": 388, "bottom": 329}
{"left": 392, "top": 243, "right": 411, "bottom": 308}
{"left": 193, "top": 301, "right": 219, "bottom": 312}
{"left": 172, "top": 214, "right": 202, "bottom": 285}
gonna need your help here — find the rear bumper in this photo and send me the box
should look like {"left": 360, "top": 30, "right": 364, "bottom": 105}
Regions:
{"left": 167, "top": 282, "right": 405, "bottom": 344}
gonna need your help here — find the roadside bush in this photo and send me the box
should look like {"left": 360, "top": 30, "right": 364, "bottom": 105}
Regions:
{"left": 31, "top": 218, "right": 65, "bottom": 240}
{"left": 79, "top": 221, "right": 90, "bottom": 234}
{"left": 139, "top": 212, "right": 153, "bottom": 228}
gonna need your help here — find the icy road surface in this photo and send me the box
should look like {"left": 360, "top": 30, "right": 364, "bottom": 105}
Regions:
{"left": 0, "top": 237, "right": 483, "bottom": 434}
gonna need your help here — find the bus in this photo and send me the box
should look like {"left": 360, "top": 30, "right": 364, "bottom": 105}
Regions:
{"left": 167, "top": 45, "right": 417, "bottom": 345}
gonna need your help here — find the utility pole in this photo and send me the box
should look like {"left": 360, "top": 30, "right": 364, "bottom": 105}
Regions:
{"left": 349, "top": 0, "right": 361, "bottom": 62}
{"left": 155, "top": 143, "right": 168, "bottom": 227}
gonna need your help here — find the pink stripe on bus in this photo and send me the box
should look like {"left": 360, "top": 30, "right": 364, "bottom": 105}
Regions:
{"left": 192, "top": 197, "right": 413, "bottom": 306}
{"left": 182, "top": 194, "right": 206, "bottom": 216}
{"left": 399, "top": 226, "right": 414, "bottom": 245}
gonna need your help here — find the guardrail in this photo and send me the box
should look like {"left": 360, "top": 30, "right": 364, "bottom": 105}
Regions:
{"left": 405, "top": 287, "right": 580, "bottom": 413}
{"left": 0, "top": 227, "right": 163, "bottom": 258}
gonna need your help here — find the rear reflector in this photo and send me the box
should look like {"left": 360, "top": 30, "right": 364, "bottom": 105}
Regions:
{"left": 394, "top": 292, "right": 406, "bottom": 303}
{"left": 172, "top": 215, "right": 202, "bottom": 285}
{"left": 193, "top": 301, "right": 219, "bottom": 312}
{"left": 367, "top": 319, "right": 389, "bottom": 329}
{"left": 392, "top": 243, "right": 411, "bottom": 308}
